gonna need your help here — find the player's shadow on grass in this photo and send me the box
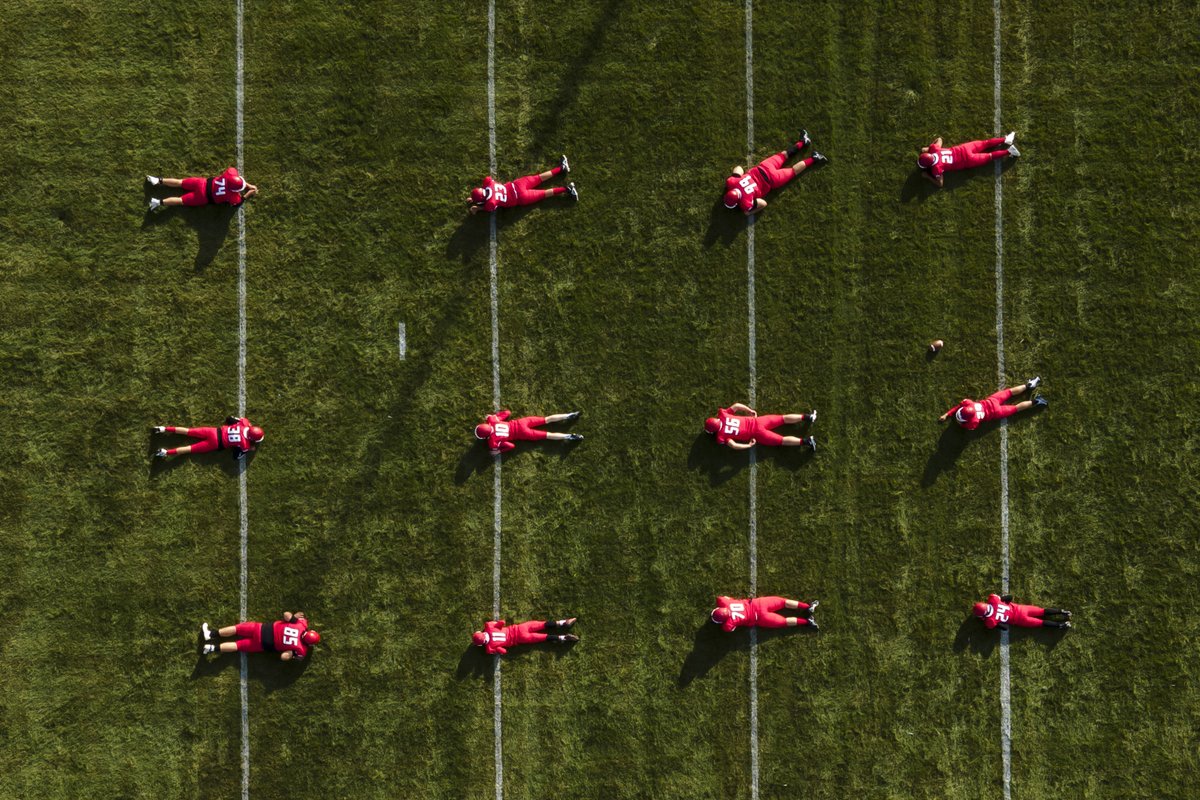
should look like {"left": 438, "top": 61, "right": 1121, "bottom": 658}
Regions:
{"left": 679, "top": 623, "right": 809, "bottom": 687}
{"left": 188, "top": 651, "right": 309, "bottom": 689}
{"left": 446, "top": 201, "right": 572, "bottom": 264}
{"left": 952, "top": 615, "right": 1068, "bottom": 658}
{"left": 455, "top": 637, "right": 576, "bottom": 680}
{"left": 148, "top": 434, "right": 253, "bottom": 480}
{"left": 921, "top": 406, "right": 1046, "bottom": 487}
{"left": 454, "top": 435, "right": 583, "bottom": 484}
{"left": 703, "top": 196, "right": 745, "bottom": 248}
{"left": 141, "top": 186, "right": 238, "bottom": 272}
{"left": 688, "top": 433, "right": 750, "bottom": 486}
{"left": 899, "top": 159, "right": 1018, "bottom": 203}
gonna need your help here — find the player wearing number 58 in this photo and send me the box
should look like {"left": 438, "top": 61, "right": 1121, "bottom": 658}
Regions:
{"left": 467, "top": 155, "right": 577, "bottom": 215}
{"left": 704, "top": 403, "right": 815, "bottom": 451}
{"left": 723, "top": 130, "right": 827, "bottom": 215}
{"left": 146, "top": 167, "right": 258, "bottom": 212}
{"left": 712, "top": 596, "right": 820, "bottom": 631}
{"left": 917, "top": 133, "right": 1019, "bottom": 188}
{"left": 200, "top": 611, "right": 320, "bottom": 661}
{"left": 475, "top": 409, "right": 583, "bottom": 454}
{"left": 152, "top": 415, "right": 263, "bottom": 460}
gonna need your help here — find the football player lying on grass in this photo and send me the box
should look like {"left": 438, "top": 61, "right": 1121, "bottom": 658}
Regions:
{"left": 974, "top": 593, "right": 1072, "bottom": 631}
{"left": 475, "top": 409, "right": 583, "bottom": 454}
{"left": 147, "top": 167, "right": 258, "bottom": 212}
{"left": 153, "top": 416, "right": 263, "bottom": 460}
{"left": 472, "top": 618, "right": 578, "bottom": 655}
{"left": 704, "top": 403, "right": 816, "bottom": 451}
{"left": 917, "top": 132, "right": 1019, "bottom": 188}
{"left": 712, "top": 595, "right": 820, "bottom": 631}
{"left": 201, "top": 611, "right": 321, "bottom": 661}
{"left": 938, "top": 377, "right": 1046, "bottom": 430}
{"left": 467, "top": 155, "right": 577, "bottom": 214}
{"left": 723, "top": 130, "right": 828, "bottom": 215}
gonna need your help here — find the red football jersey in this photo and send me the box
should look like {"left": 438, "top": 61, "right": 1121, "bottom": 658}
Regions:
{"left": 715, "top": 596, "right": 757, "bottom": 631}
{"left": 980, "top": 593, "right": 1012, "bottom": 629}
{"left": 211, "top": 166, "right": 245, "bottom": 206}
{"left": 714, "top": 408, "right": 758, "bottom": 444}
{"left": 725, "top": 168, "right": 766, "bottom": 212}
{"left": 271, "top": 618, "right": 310, "bottom": 659}
{"left": 479, "top": 175, "right": 520, "bottom": 212}
{"left": 926, "top": 143, "right": 969, "bottom": 178}
{"left": 481, "top": 619, "right": 511, "bottom": 654}
{"left": 220, "top": 418, "right": 256, "bottom": 453}
{"left": 948, "top": 399, "right": 986, "bottom": 431}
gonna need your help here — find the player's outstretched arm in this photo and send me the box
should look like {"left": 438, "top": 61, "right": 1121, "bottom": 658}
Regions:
{"left": 468, "top": 204, "right": 481, "bottom": 215}
{"left": 243, "top": 183, "right": 258, "bottom": 198}
{"left": 746, "top": 198, "right": 767, "bottom": 215}
{"left": 280, "top": 651, "right": 294, "bottom": 661}
{"left": 727, "top": 439, "right": 755, "bottom": 450}
{"left": 731, "top": 166, "right": 745, "bottom": 177}
{"left": 728, "top": 402, "right": 756, "bottom": 415}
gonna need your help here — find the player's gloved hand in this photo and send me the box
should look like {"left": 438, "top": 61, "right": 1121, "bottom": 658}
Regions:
{"left": 226, "top": 415, "right": 240, "bottom": 424}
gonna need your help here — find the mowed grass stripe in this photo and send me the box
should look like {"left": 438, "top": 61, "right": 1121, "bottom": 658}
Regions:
{"left": 0, "top": 3, "right": 247, "bottom": 798}
{"left": 488, "top": 2, "right": 758, "bottom": 798}
{"left": 238, "top": 2, "right": 496, "bottom": 797}
{"left": 752, "top": 1, "right": 1006, "bottom": 797}
{"left": 1002, "top": 1, "right": 1200, "bottom": 797}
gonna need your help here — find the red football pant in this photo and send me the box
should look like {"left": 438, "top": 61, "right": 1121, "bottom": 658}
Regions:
{"left": 179, "top": 177, "right": 210, "bottom": 207}
{"left": 755, "top": 596, "right": 811, "bottom": 628}
{"left": 511, "top": 416, "right": 549, "bottom": 441}
{"left": 958, "top": 138, "right": 1009, "bottom": 169}
{"left": 754, "top": 152, "right": 804, "bottom": 190}
{"left": 511, "top": 168, "right": 566, "bottom": 206}
{"left": 981, "top": 388, "right": 1022, "bottom": 422}
{"left": 165, "top": 426, "right": 220, "bottom": 455}
{"left": 751, "top": 414, "right": 787, "bottom": 446}
{"left": 234, "top": 621, "right": 265, "bottom": 652}
{"left": 510, "top": 620, "right": 549, "bottom": 644}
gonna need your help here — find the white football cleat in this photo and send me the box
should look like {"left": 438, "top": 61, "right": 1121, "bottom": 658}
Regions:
{"left": 1007, "top": 145, "right": 1021, "bottom": 158}
{"left": 154, "top": 448, "right": 168, "bottom": 459}
{"left": 809, "top": 409, "right": 817, "bottom": 424}
{"left": 148, "top": 197, "right": 164, "bottom": 212}
{"left": 151, "top": 426, "right": 166, "bottom": 434}
{"left": 202, "top": 644, "right": 217, "bottom": 655}
{"left": 808, "top": 600, "right": 820, "bottom": 611}
{"left": 1026, "top": 376, "right": 1041, "bottom": 390}
{"left": 146, "top": 175, "right": 162, "bottom": 186}
{"left": 201, "top": 623, "right": 213, "bottom": 641}
{"left": 1003, "top": 131, "right": 1016, "bottom": 146}
{"left": 567, "top": 182, "right": 578, "bottom": 200}
{"left": 559, "top": 154, "right": 570, "bottom": 173}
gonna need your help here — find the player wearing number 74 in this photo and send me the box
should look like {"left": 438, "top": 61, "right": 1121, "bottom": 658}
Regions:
{"left": 200, "top": 611, "right": 321, "bottom": 661}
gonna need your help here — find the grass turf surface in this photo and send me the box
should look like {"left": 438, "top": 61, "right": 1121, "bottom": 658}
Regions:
{"left": 0, "top": 1, "right": 1198, "bottom": 798}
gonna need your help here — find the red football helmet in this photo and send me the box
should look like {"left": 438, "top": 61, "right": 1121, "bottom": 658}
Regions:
{"left": 917, "top": 152, "right": 938, "bottom": 170}
{"left": 704, "top": 418, "right": 721, "bottom": 435}
{"left": 472, "top": 631, "right": 489, "bottom": 646}
{"left": 302, "top": 629, "right": 321, "bottom": 645}
{"left": 248, "top": 426, "right": 265, "bottom": 443}
{"left": 954, "top": 400, "right": 976, "bottom": 425}
{"left": 475, "top": 423, "right": 493, "bottom": 440}
{"left": 973, "top": 602, "right": 990, "bottom": 618}
{"left": 711, "top": 607, "right": 730, "bottom": 624}
{"left": 723, "top": 188, "right": 742, "bottom": 209}
{"left": 471, "top": 187, "right": 488, "bottom": 204}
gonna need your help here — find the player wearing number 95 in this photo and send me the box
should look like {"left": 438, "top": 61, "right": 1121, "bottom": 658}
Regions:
{"left": 475, "top": 409, "right": 583, "bottom": 454}
{"left": 152, "top": 416, "right": 263, "bottom": 460}
{"left": 723, "top": 130, "right": 828, "bottom": 215}
{"left": 704, "top": 403, "right": 816, "bottom": 451}
{"left": 712, "top": 596, "right": 820, "bottom": 631}
{"left": 200, "top": 611, "right": 320, "bottom": 661}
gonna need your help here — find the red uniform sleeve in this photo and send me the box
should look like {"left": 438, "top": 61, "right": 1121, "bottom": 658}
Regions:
{"left": 726, "top": 175, "right": 739, "bottom": 189}
{"left": 495, "top": 410, "right": 511, "bottom": 421}
{"left": 493, "top": 441, "right": 515, "bottom": 453}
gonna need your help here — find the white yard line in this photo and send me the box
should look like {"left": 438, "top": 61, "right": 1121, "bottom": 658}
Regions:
{"left": 397, "top": 322, "right": 407, "bottom": 359}
{"left": 235, "top": 1, "right": 250, "bottom": 798}
{"left": 487, "top": 3, "right": 504, "bottom": 800}
{"left": 744, "top": 3, "right": 759, "bottom": 799}
{"left": 993, "top": 3, "right": 1013, "bottom": 800}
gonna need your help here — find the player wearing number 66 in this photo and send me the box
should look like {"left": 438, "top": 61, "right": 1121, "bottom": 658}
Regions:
{"left": 152, "top": 415, "right": 263, "bottom": 460}
{"left": 704, "top": 403, "right": 816, "bottom": 451}
{"left": 474, "top": 409, "right": 583, "bottom": 454}
{"left": 200, "top": 611, "right": 320, "bottom": 661}
{"left": 723, "top": 130, "right": 828, "bottom": 215}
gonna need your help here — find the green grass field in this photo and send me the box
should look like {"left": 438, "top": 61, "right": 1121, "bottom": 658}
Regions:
{"left": 1, "top": 1, "right": 1198, "bottom": 798}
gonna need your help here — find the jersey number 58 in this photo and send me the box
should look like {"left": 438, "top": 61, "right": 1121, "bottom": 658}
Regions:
{"left": 282, "top": 626, "right": 301, "bottom": 646}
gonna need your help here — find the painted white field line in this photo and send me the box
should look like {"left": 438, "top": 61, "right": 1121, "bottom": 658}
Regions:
{"left": 743, "top": 2, "right": 759, "bottom": 799}
{"left": 397, "top": 322, "right": 407, "bottom": 360}
{"left": 234, "top": 0, "right": 250, "bottom": 798}
{"left": 487, "top": 3, "right": 504, "bottom": 800}
{"left": 993, "top": 2, "right": 1013, "bottom": 800}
